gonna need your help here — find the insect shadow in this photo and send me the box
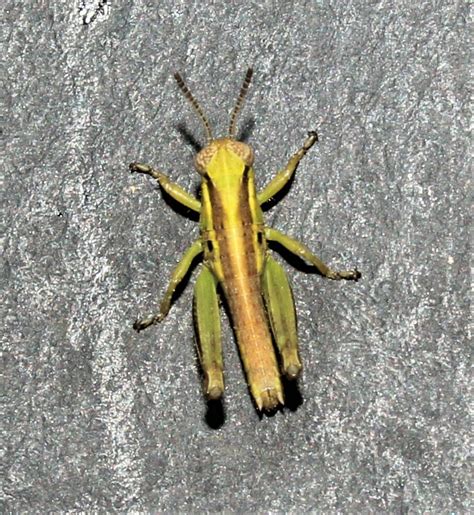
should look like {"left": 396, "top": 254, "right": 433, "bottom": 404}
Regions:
{"left": 268, "top": 240, "right": 330, "bottom": 276}
{"left": 236, "top": 117, "right": 255, "bottom": 143}
{"left": 202, "top": 371, "right": 302, "bottom": 428}
{"left": 204, "top": 398, "right": 225, "bottom": 429}
{"left": 176, "top": 123, "right": 202, "bottom": 153}
{"left": 155, "top": 186, "right": 200, "bottom": 223}
{"left": 176, "top": 116, "right": 255, "bottom": 150}
{"left": 281, "top": 375, "right": 303, "bottom": 412}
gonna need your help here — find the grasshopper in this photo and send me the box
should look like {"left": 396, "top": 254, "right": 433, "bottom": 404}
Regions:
{"left": 130, "top": 68, "right": 360, "bottom": 411}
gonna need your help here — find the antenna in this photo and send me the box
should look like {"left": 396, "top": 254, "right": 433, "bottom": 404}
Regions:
{"left": 174, "top": 72, "right": 213, "bottom": 143}
{"left": 228, "top": 68, "right": 253, "bottom": 138}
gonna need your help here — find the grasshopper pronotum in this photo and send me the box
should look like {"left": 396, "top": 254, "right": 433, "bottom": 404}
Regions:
{"left": 130, "top": 69, "right": 360, "bottom": 411}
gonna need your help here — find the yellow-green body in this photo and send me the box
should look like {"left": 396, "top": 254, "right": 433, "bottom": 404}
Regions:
{"left": 130, "top": 70, "right": 360, "bottom": 411}
{"left": 199, "top": 139, "right": 282, "bottom": 408}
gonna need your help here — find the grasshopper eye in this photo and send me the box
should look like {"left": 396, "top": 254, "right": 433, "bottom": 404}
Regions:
{"left": 227, "top": 140, "right": 254, "bottom": 167}
{"left": 195, "top": 144, "right": 216, "bottom": 175}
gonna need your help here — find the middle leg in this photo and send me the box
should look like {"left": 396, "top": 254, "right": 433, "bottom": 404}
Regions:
{"left": 265, "top": 228, "right": 361, "bottom": 280}
{"left": 133, "top": 239, "right": 203, "bottom": 331}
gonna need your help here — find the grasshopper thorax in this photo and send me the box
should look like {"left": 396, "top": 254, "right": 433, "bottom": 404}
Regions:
{"left": 195, "top": 138, "right": 254, "bottom": 176}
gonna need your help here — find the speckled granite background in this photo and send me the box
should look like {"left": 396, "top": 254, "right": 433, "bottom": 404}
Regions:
{"left": 3, "top": 2, "right": 470, "bottom": 512}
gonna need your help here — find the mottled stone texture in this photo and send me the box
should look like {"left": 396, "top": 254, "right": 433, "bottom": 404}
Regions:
{"left": 3, "top": 1, "right": 469, "bottom": 512}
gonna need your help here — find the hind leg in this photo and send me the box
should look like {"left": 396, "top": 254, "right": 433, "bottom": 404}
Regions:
{"left": 262, "top": 255, "right": 301, "bottom": 379}
{"left": 194, "top": 265, "right": 224, "bottom": 400}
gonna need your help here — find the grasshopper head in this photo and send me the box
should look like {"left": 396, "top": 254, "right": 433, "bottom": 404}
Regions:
{"left": 174, "top": 68, "right": 255, "bottom": 176}
{"left": 195, "top": 138, "right": 254, "bottom": 176}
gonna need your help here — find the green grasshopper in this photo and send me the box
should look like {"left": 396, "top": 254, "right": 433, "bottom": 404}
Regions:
{"left": 130, "top": 68, "right": 360, "bottom": 411}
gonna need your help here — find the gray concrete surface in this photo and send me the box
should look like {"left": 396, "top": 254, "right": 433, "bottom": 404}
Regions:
{"left": 3, "top": 1, "right": 470, "bottom": 512}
